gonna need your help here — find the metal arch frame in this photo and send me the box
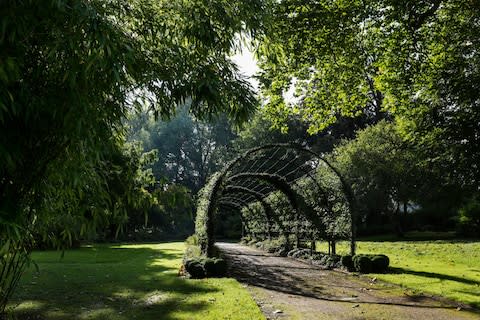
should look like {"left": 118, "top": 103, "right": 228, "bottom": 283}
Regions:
{"left": 222, "top": 184, "right": 292, "bottom": 241}
{"left": 223, "top": 186, "right": 274, "bottom": 238}
{"left": 199, "top": 143, "right": 358, "bottom": 257}
{"left": 217, "top": 200, "right": 250, "bottom": 238}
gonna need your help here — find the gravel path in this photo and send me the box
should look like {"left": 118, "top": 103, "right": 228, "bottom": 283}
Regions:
{"left": 217, "top": 242, "right": 480, "bottom": 320}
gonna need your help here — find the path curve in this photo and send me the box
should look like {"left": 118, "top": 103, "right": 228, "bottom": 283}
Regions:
{"left": 217, "top": 242, "right": 479, "bottom": 320}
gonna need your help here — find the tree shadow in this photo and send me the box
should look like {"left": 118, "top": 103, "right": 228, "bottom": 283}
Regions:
{"left": 390, "top": 267, "right": 480, "bottom": 286}
{"left": 9, "top": 244, "right": 218, "bottom": 320}
{"left": 218, "top": 243, "right": 480, "bottom": 313}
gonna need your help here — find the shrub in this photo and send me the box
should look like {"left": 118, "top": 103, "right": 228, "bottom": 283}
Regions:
{"left": 212, "top": 259, "right": 228, "bottom": 277}
{"left": 183, "top": 245, "right": 201, "bottom": 261}
{"left": 352, "top": 254, "right": 390, "bottom": 273}
{"left": 353, "top": 255, "right": 372, "bottom": 273}
{"left": 457, "top": 194, "right": 480, "bottom": 237}
{"left": 324, "top": 254, "right": 341, "bottom": 269}
{"left": 371, "top": 255, "right": 389, "bottom": 273}
{"left": 184, "top": 257, "right": 228, "bottom": 278}
{"left": 253, "top": 238, "right": 293, "bottom": 257}
{"left": 287, "top": 248, "right": 301, "bottom": 257}
{"left": 185, "top": 234, "right": 199, "bottom": 246}
{"left": 311, "top": 252, "right": 327, "bottom": 261}
{"left": 240, "top": 236, "right": 252, "bottom": 244}
{"left": 341, "top": 255, "right": 354, "bottom": 271}
{"left": 291, "top": 249, "right": 311, "bottom": 259}
{"left": 203, "top": 258, "right": 216, "bottom": 277}
{"left": 308, "top": 252, "right": 341, "bottom": 269}
{"left": 185, "top": 259, "right": 205, "bottom": 279}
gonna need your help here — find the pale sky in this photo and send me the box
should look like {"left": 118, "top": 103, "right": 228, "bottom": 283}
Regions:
{"left": 231, "top": 47, "right": 296, "bottom": 102}
{"left": 232, "top": 48, "right": 260, "bottom": 92}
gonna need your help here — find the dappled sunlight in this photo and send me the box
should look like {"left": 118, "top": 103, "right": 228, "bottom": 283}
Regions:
{"left": 13, "top": 300, "right": 45, "bottom": 312}
{"left": 321, "top": 240, "right": 480, "bottom": 308}
{"left": 79, "top": 307, "right": 127, "bottom": 320}
{"left": 8, "top": 242, "right": 262, "bottom": 319}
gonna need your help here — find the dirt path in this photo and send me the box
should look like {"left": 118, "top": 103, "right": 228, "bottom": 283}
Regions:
{"left": 216, "top": 242, "right": 480, "bottom": 320}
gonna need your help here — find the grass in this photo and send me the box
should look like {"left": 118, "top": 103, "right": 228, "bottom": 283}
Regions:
{"left": 8, "top": 242, "right": 264, "bottom": 320}
{"left": 317, "top": 238, "right": 480, "bottom": 308}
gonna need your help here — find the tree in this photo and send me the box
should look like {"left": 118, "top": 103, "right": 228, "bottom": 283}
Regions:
{"left": 128, "top": 104, "right": 237, "bottom": 193}
{"left": 257, "top": 0, "right": 480, "bottom": 190}
{"left": 333, "top": 121, "right": 423, "bottom": 236}
{"left": 235, "top": 108, "right": 378, "bottom": 155}
{"left": 0, "top": 0, "right": 269, "bottom": 311}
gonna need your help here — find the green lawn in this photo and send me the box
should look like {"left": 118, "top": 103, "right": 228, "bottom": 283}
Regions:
{"left": 9, "top": 242, "right": 264, "bottom": 320}
{"left": 318, "top": 239, "right": 480, "bottom": 308}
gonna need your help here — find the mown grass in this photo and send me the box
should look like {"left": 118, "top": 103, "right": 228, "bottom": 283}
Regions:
{"left": 8, "top": 242, "right": 264, "bottom": 320}
{"left": 318, "top": 238, "right": 480, "bottom": 308}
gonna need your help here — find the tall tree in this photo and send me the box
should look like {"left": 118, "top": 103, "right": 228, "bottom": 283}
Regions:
{"left": 257, "top": 0, "right": 480, "bottom": 189}
{"left": 128, "top": 104, "right": 237, "bottom": 193}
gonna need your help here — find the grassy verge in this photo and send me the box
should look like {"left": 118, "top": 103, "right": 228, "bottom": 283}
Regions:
{"left": 8, "top": 242, "right": 264, "bottom": 320}
{"left": 317, "top": 239, "right": 480, "bottom": 308}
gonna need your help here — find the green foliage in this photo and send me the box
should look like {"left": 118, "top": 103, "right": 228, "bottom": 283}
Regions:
{"left": 185, "top": 235, "right": 199, "bottom": 246}
{"left": 185, "top": 259, "right": 207, "bottom": 279}
{"left": 0, "top": 0, "right": 268, "bottom": 310}
{"left": 457, "top": 194, "right": 480, "bottom": 237}
{"left": 195, "top": 171, "right": 224, "bottom": 254}
{"left": 371, "top": 255, "right": 390, "bottom": 273}
{"left": 132, "top": 184, "right": 195, "bottom": 240}
{"left": 258, "top": 0, "right": 480, "bottom": 196}
{"left": 254, "top": 238, "right": 293, "bottom": 257}
{"left": 352, "top": 254, "right": 389, "bottom": 274}
{"left": 184, "top": 257, "right": 228, "bottom": 279}
{"left": 0, "top": 239, "right": 32, "bottom": 312}
{"left": 341, "top": 255, "right": 354, "bottom": 271}
{"left": 206, "top": 258, "right": 228, "bottom": 278}
{"left": 333, "top": 121, "right": 422, "bottom": 236}
{"left": 353, "top": 255, "right": 373, "bottom": 274}
{"left": 127, "top": 104, "right": 237, "bottom": 193}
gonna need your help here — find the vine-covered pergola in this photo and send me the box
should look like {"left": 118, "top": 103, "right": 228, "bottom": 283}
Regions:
{"left": 195, "top": 143, "right": 357, "bottom": 257}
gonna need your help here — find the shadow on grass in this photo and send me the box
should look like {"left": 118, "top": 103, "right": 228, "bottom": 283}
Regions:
{"left": 357, "top": 232, "right": 479, "bottom": 243}
{"left": 9, "top": 244, "right": 218, "bottom": 320}
{"left": 218, "top": 243, "right": 480, "bottom": 314}
{"left": 390, "top": 267, "right": 480, "bottom": 286}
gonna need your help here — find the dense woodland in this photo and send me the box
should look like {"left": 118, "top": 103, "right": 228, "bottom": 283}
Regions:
{"left": 1, "top": 0, "right": 479, "bottom": 314}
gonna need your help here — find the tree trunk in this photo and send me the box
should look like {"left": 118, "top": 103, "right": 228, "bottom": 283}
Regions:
{"left": 394, "top": 202, "right": 404, "bottom": 238}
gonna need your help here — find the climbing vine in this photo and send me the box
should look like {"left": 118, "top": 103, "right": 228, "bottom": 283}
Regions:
{"left": 194, "top": 144, "right": 357, "bottom": 257}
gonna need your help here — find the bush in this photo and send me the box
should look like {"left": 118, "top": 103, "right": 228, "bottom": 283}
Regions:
{"left": 253, "top": 238, "right": 293, "bottom": 257}
{"left": 341, "top": 255, "right": 354, "bottom": 271}
{"left": 287, "top": 248, "right": 301, "bottom": 257}
{"left": 456, "top": 194, "right": 480, "bottom": 237}
{"left": 371, "top": 255, "right": 389, "bottom": 273}
{"left": 353, "top": 255, "right": 372, "bottom": 273}
{"left": 185, "top": 259, "right": 205, "bottom": 279}
{"left": 185, "top": 234, "right": 199, "bottom": 246}
{"left": 183, "top": 245, "right": 201, "bottom": 261}
{"left": 291, "top": 249, "right": 311, "bottom": 259}
{"left": 212, "top": 259, "right": 228, "bottom": 277}
{"left": 325, "top": 254, "right": 341, "bottom": 269}
{"left": 352, "top": 254, "right": 389, "bottom": 273}
{"left": 240, "top": 236, "right": 252, "bottom": 244}
{"left": 184, "top": 257, "right": 228, "bottom": 279}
